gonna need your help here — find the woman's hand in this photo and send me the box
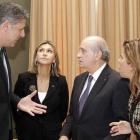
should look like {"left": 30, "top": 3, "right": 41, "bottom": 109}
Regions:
{"left": 109, "top": 121, "right": 132, "bottom": 136}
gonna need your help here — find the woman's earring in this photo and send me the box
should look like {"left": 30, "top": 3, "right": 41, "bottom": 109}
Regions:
{"left": 35, "top": 60, "right": 38, "bottom": 66}
{"left": 51, "top": 62, "right": 56, "bottom": 69}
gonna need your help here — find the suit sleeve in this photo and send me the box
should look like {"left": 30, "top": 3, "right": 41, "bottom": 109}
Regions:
{"left": 10, "top": 73, "right": 24, "bottom": 111}
{"left": 14, "top": 74, "right": 25, "bottom": 98}
{"left": 59, "top": 76, "right": 69, "bottom": 123}
{"left": 11, "top": 74, "right": 25, "bottom": 124}
{"left": 10, "top": 75, "right": 23, "bottom": 110}
{"left": 10, "top": 92, "right": 21, "bottom": 111}
{"left": 110, "top": 78, "right": 130, "bottom": 140}
{"left": 59, "top": 77, "right": 77, "bottom": 139}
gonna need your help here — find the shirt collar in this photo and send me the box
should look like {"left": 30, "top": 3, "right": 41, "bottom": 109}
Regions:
{"left": 89, "top": 63, "right": 107, "bottom": 81}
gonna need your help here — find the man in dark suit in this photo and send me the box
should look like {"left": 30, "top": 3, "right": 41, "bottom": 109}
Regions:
{"left": 59, "top": 36, "right": 130, "bottom": 140}
{"left": 0, "top": 2, "right": 47, "bottom": 140}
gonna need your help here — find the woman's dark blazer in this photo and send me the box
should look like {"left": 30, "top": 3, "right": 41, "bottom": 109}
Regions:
{"left": 12, "top": 72, "right": 69, "bottom": 135}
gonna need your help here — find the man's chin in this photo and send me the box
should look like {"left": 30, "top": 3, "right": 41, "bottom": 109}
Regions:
{"left": 79, "top": 65, "right": 84, "bottom": 68}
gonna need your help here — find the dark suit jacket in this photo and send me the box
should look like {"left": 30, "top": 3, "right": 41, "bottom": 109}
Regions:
{"left": 0, "top": 47, "right": 20, "bottom": 140}
{"left": 60, "top": 64, "right": 130, "bottom": 140}
{"left": 12, "top": 72, "right": 69, "bottom": 138}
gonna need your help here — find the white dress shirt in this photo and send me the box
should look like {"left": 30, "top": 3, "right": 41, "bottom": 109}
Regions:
{"left": 79, "top": 63, "right": 107, "bottom": 100}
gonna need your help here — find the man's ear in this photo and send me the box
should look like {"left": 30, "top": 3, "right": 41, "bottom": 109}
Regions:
{"left": 2, "top": 20, "right": 11, "bottom": 32}
{"left": 95, "top": 50, "right": 102, "bottom": 60}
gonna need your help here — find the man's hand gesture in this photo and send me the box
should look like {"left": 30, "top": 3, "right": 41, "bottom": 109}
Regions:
{"left": 17, "top": 90, "right": 47, "bottom": 116}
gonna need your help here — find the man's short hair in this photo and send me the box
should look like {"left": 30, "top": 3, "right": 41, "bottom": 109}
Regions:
{"left": 0, "top": 2, "right": 29, "bottom": 25}
{"left": 84, "top": 36, "right": 110, "bottom": 62}
{"left": 91, "top": 40, "right": 110, "bottom": 62}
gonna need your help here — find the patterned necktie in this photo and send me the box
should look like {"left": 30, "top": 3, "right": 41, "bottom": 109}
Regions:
{"left": 79, "top": 75, "right": 93, "bottom": 116}
{"left": 0, "top": 48, "right": 11, "bottom": 130}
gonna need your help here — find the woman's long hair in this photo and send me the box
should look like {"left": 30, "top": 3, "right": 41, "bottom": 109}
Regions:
{"left": 29, "top": 40, "right": 60, "bottom": 77}
{"left": 123, "top": 39, "right": 140, "bottom": 97}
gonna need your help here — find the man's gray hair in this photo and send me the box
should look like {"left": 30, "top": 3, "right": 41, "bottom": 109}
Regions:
{"left": 0, "top": 2, "right": 29, "bottom": 25}
{"left": 84, "top": 36, "right": 110, "bottom": 62}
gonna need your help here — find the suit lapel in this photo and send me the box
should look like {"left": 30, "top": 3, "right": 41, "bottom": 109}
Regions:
{"left": 0, "top": 48, "right": 8, "bottom": 89}
{"left": 75, "top": 72, "right": 89, "bottom": 106}
{"left": 43, "top": 76, "right": 58, "bottom": 101}
{"left": 73, "top": 72, "right": 88, "bottom": 119}
{"left": 24, "top": 73, "right": 39, "bottom": 102}
{"left": 25, "top": 74, "right": 59, "bottom": 104}
{"left": 0, "top": 57, "right": 8, "bottom": 85}
{"left": 3, "top": 48, "right": 12, "bottom": 92}
{"left": 80, "top": 65, "right": 110, "bottom": 118}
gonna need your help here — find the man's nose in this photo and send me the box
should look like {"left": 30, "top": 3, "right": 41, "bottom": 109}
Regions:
{"left": 20, "top": 29, "right": 25, "bottom": 38}
{"left": 77, "top": 52, "right": 81, "bottom": 58}
{"left": 118, "top": 58, "right": 120, "bottom": 62}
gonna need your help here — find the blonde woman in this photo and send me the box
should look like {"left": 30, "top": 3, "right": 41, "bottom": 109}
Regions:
{"left": 110, "top": 39, "right": 140, "bottom": 140}
{"left": 12, "top": 41, "right": 69, "bottom": 140}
